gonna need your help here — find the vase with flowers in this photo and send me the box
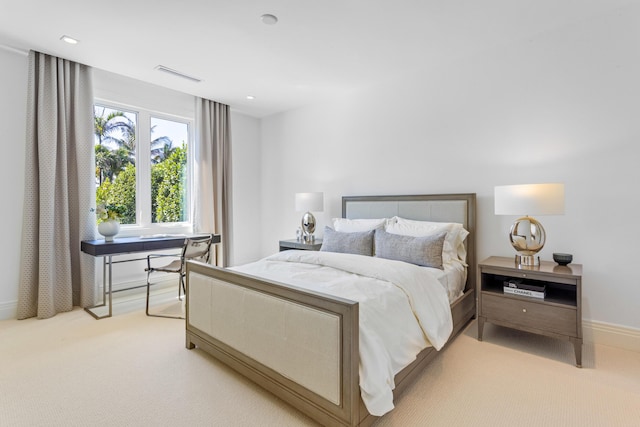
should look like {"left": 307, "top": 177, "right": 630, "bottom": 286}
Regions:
{"left": 92, "top": 204, "right": 123, "bottom": 242}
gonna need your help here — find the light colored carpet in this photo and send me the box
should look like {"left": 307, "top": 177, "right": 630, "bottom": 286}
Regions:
{"left": 1, "top": 301, "right": 639, "bottom": 427}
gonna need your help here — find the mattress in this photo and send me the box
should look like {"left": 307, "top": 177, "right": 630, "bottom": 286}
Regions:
{"left": 425, "top": 260, "right": 467, "bottom": 303}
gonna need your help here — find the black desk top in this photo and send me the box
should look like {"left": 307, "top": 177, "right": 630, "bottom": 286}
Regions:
{"left": 81, "top": 234, "right": 221, "bottom": 256}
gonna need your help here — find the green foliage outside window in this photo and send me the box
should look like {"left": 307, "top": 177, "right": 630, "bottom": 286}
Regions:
{"left": 94, "top": 108, "right": 188, "bottom": 225}
{"left": 96, "top": 164, "right": 137, "bottom": 224}
{"left": 151, "top": 145, "right": 187, "bottom": 222}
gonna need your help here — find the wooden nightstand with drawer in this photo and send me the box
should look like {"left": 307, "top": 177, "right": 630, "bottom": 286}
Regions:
{"left": 477, "top": 256, "right": 583, "bottom": 367}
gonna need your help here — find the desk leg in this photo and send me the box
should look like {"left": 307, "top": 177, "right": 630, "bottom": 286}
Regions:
{"left": 108, "top": 255, "right": 113, "bottom": 317}
{"left": 84, "top": 255, "right": 113, "bottom": 319}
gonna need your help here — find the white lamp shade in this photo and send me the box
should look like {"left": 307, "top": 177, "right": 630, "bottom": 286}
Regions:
{"left": 295, "top": 192, "right": 324, "bottom": 212}
{"left": 495, "top": 184, "right": 564, "bottom": 216}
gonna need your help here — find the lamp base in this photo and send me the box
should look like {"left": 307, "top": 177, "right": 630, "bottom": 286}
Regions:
{"left": 515, "top": 254, "right": 540, "bottom": 267}
{"left": 301, "top": 212, "right": 316, "bottom": 237}
{"left": 303, "top": 234, "right": 315, "bottom": 243}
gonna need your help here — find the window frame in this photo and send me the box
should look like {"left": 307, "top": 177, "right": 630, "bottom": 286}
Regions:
{"left": 94, "top": 98, "right": 194, "bottom": 237}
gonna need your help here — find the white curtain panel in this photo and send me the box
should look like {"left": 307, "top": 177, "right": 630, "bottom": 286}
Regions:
{"left": 194, "top": 98, "right": 232, "bottom": 267}
{"left": 18, "top": 51, "right": 96, "bottom": 319}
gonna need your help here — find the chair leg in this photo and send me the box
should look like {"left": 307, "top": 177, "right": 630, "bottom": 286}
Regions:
{"left": 146, "top": 271, "right": 185, "bottom": 320}
{"left": 145, "top": 271, "right": 152, "bottom": 316}
{"left": 178, "top": 275, "right": 186, "bottom": 301}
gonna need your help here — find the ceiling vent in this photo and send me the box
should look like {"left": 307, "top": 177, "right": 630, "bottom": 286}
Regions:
{"left": 154, "top": 65, "right": 201, "bottom": 83}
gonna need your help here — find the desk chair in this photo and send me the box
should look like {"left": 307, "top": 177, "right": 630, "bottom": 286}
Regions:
{"left": 145, "top": 234, "right": 214, "bottom": 319}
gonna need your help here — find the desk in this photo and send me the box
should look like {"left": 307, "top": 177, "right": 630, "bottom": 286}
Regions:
{"left": 81, "top": 234, "right": 221, "bottom": 319}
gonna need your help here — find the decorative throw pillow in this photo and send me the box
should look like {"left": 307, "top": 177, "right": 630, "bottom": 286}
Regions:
{"left": 386, "top": 217, "right": 469, "bottom": 264}
{"left": 374, "top": 229, "right": 446, "bottom": 269}
{"left": 320, "top": 227, "right": 374, "bottom": 256}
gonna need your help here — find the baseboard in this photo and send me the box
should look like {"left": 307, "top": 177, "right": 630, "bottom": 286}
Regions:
{"left": 0, "top": 299, "right": 17, "bottom": 320}
{"left": 583, "top": 320, "right": 640, "bottom": 353}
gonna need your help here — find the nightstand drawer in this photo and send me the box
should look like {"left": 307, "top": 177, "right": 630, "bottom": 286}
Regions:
{"left": 482, "top": 293, "right": 577, "bottom": 337}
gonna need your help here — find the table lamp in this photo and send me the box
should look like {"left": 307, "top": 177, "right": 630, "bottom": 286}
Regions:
{"left": 495, "top": 183, "right": 564, "bottom": 266}
{"left": 295, "top": 192, "right": 324, "bottom": 243}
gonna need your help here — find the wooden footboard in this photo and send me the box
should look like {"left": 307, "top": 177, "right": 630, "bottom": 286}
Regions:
{"left": 186, "top": 261, "right": 476, "bottom": 427}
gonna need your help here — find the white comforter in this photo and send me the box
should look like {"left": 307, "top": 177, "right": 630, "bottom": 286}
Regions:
{"left": 232, "top": 250, "right": 453, "bottom": 416}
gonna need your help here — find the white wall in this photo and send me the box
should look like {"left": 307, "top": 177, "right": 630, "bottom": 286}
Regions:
{"left": 229, "top": 112, "right": 263, "bottom": 265}
{"left": 0, "top": 50, "right": 261, "bottom": 319}
{"left": 0, "top": 46, "right": 28, "bottom": 319}
{"left": 258, "top": 5, "right": 640, "bottom": 330}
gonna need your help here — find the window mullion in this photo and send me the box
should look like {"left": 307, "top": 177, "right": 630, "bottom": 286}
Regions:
{"left": 138, "top": 112, "right": 152, "bottom": 226}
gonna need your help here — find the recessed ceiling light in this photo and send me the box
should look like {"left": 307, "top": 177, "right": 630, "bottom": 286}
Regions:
{"left": 246, "top": 95, "right": 256, "bottom": 100}
{"left": 60, "top": 35, "right": 79, "bottom": 44}
{"left": 261, "top": 14, "right": 278, "bottom": 25}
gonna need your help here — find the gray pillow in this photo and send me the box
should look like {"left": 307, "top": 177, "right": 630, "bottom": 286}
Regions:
{"left": 374, "top": 229, "right": 446, "bottom": 269}
{"left": 320, "top": 227, "right": 374, "bottom": 256}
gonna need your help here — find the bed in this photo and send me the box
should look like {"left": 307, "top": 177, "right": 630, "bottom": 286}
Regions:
{"left": 185, "top": 193, "right": 476, "bottom": 426}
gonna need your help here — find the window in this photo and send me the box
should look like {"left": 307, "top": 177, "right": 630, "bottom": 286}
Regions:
{"left": 94, "top": 103, "right": 192, "bottom": 233}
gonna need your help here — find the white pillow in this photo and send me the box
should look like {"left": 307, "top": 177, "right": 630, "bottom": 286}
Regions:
{"left": 332, "top": 217, "right": 392, "bottom": 233}
{"left": 385, "top": 217, "right": 469, "bottom": 265}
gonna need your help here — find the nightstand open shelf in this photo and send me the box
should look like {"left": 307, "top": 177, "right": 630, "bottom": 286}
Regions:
{"left": 480, "top": 273, "right": 577, "bottom": 307}
{"left": 477, "top": 256, "right": 583, "bottom": 367}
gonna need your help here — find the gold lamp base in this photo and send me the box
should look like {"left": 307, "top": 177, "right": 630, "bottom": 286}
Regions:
{"left": 510, "top": 215, "right": 545, "bottom": 268}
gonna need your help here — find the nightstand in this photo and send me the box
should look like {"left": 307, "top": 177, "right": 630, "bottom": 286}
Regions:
{"left": 477, "top": 256, "right": 583, "bottom": 367}
{"left": 279, "top": 239, "right": 323, "bottom": 252}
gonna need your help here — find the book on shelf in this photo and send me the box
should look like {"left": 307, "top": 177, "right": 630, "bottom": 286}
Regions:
{"left": 503, "top": 279, "right": 546, "bottom": 299}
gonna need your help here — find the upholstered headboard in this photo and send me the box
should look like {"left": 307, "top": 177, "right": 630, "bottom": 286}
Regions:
{"left": 342, "top": 194, "right": 476, "bottom": 292}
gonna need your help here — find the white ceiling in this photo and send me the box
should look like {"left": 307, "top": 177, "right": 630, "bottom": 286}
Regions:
{"left": 0, "top": 0, "right": 630, "bottom": 118}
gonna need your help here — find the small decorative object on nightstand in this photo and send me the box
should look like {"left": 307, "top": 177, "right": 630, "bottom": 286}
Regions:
{"left": 279, "top": 238, "right": 323, "bottom": 252}
{"left": 477, "top": 256, "right": 583, "bottom": 367}
{"left": 553, "top": 252, "right": 573, "bottom": 266}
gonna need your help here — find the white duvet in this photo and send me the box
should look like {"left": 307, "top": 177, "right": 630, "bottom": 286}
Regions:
{"left": 232, "top": 250, "right": 453, "bottom": 416}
